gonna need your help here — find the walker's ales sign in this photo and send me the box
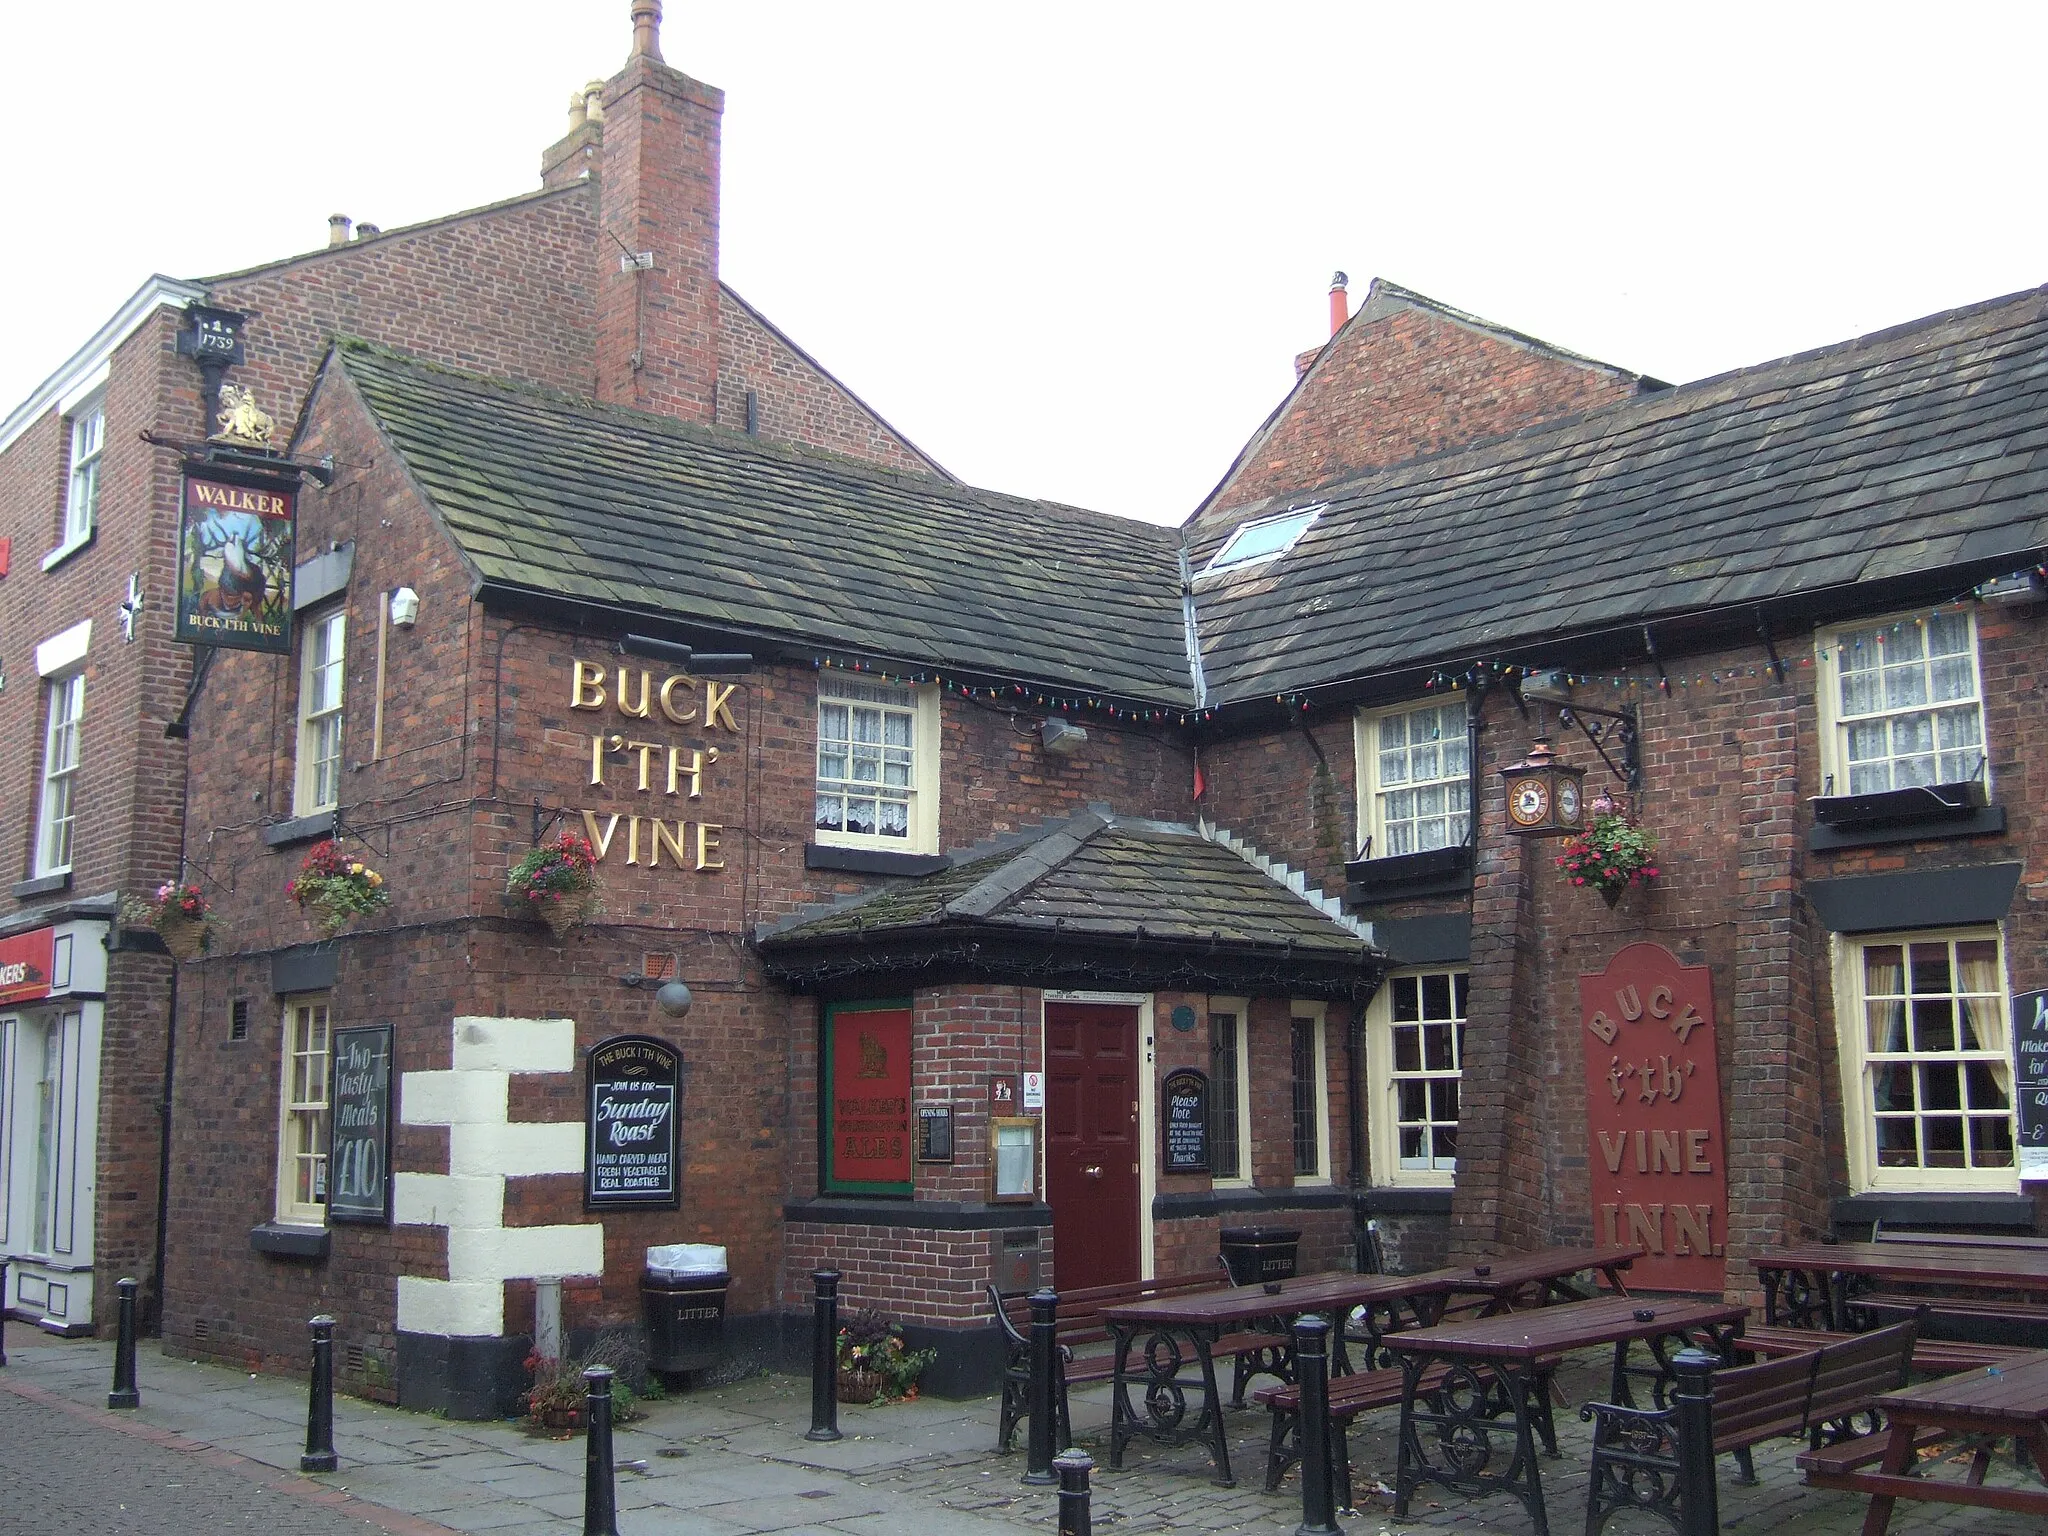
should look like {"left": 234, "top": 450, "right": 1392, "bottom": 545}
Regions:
{"left": 563, "top": 659, "right": 738, "bottom": 878}
{"left": 586, "top": 1035, "right": 681, "bottom": 1210}
{"left": 2013, "top": 989, "right": 2048, "bottom": 1180}
{"left": 328, "top": 1024, "right": 393, "bottom": 1224}
{"left": 1579, "top": 942, "right": 1728, "bottom": 1291}
{"left": 1162, "top": 1067, "right": 1210, "bottom": 1174}
{"left": 0, "top": 927, "right": 55, "bottom": 1005}
{"left": 824, "top": 1003, "right": 913, "bottom": 1194}
{"left": 174, "top": 466, "right": 296, "bottom": 653}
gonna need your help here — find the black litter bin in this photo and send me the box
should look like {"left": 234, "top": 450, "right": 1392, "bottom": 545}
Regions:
{"left": 642, "top": 1244, "right": 729, "bottom": 1376}
{"left": 1220, "top": 1226, "right": 1301, "bottom": 1286}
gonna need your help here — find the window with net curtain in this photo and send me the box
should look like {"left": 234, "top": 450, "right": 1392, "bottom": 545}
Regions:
{"left": 1362, "top": 701, "right": 1470, "bottom": 858}
{"left": 1857, "top": 934, "right": 2012, "bottom": 1178}
{"left": 1832, "top": 611, "right": 1986, "bottom": 793}
{"left": 815, "top": 676, "right": 920, "bottom": 844}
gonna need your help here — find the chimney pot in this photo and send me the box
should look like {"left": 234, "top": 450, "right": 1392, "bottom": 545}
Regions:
{"left": 584, "top": 81, "right": 606, "bottom": 124}
{"left": 1328, "top": 271, "right": 1350, "bottom": 337}
{"left": 328, "top": 214, "right": 352, "bottom": 247}
{"left": 354, "top": 222, "right": 382, "bottom": 240}
{"left": 568, "top": 91, "right": 588, "bottom": 132}
{"left": 630, "top": 0, "right": 663, "bottom": 61}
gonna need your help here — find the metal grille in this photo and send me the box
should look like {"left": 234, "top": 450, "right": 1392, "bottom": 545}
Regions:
{"left": 1209, "top": 1012, "right": 1241, "bottom": 1179}
{"left": 1291, "top": 1017, "right": 1318, "bottom": 1174}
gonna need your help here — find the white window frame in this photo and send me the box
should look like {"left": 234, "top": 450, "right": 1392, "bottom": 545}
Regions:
{"left": 1202, "top": 505, "right": 1323, "bottom": 576}
{"left": 1289, "top": 1001, "right": 1331, "bottom": 1185}
{"left": 1366, "top": 968, "right": 1468, "bottom": 1188}
{"left": 294, "top": 609, "right": 347, "bottom": 816}
{"left": 42, "top": 395, "right": 104, "bottom": 569}
{"left": 1353, "top": 698, "right": 1472, "bottom": 860}
{"left": 813, "top": 675, "right": 940, "bottom": 855}
{"left": 1815, "top": 607, "right": 1989, "bottom": 799}
{"left": 1207, "top": 997, "right": 1252, "bottom": 1187}
{"left": 34, "top": 671, "right": 86, "bottom": 877}
{"left": 275, "top": 996, "right": 332, "bottom": 1226}
{"left": 1832, "top": 927, "right": 2017, "bottom": 1194}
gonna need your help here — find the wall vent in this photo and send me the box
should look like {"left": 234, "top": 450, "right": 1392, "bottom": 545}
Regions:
{"left": 229, "top": 999, "right": 250, "bottom": 1041}
{"left": 345, "top": 1343, "right": 366, "bottom": 1374}
{"left": 193, "top": 1319, "right": 211, "bottom": 1341}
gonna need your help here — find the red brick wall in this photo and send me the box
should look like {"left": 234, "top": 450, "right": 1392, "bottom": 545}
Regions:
{"left": 1193, "top": 297, "right": 1644, "bottom": 542}
{"left": 717, "top": 292, "right": 942, "bottom": 476}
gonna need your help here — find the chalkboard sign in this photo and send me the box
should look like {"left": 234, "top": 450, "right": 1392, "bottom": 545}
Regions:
{"left": 918, "top": 1103, "right": 955, "bottom": 1162}
{"left": 586, "top": 1035, "right": 681, "bottom": 1210}
{"left": 328, "top": 1024, "right": 393, "bottom": 1224}
{"left": 2014, "top": 989, "right": 2048, "bottom": 1180}
{"left": 1162, "top": 1067, "right": 1210, "bottom": 1174}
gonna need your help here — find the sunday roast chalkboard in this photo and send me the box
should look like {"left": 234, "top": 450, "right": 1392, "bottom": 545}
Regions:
{"left": 1162, "top": 1067, "right": 1210, "bottom": 1174}
{"left": 586, "top": 1034, "right": 681, "bottom": 1210}
{"left": 328, "top": 1024, "right": 393, "bottom": 1224}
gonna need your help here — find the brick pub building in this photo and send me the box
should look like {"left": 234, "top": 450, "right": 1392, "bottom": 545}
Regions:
{"left": 9, "top": 4, "right": 2048, "bottom": 1415}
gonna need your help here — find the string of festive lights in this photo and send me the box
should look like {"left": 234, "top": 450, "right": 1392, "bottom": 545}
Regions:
{"left": 816, "top": 573, "right": 2042, "bottom": 722}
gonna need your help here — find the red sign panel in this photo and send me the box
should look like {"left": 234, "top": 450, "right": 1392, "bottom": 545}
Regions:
{"left": 827, "top": 1005, "right": 913, "bottom": 1191}
{"left": 1579, "top": 942, "right": 1728, "bottom": 1292}
{"left": 0, "top": 928, "right": 56, "bottom": 1005}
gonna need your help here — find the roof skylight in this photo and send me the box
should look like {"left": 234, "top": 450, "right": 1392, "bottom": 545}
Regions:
{"left": 1204, "top": 505, "right": 1323, "bottom": 575}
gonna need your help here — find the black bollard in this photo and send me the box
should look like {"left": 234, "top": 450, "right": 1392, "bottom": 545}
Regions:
{"left": 301, "top": 1314, "right": 338, "bottom": 1472}
{"left": 1054, "top": 1447, "right": 1094, "bottom": 1536}
{"left": 1293, "top": 1316, "right": 1339, "bottom": 1536}
{"left": 582, "top": 1365, "right": 620, "bottom": 1536}
{"left": 1023, "top": 1287, "right": 1060, "bottom": 1486}
{"left": 1671, "top": 1347, "right": 1720, "bottom": 1536}
{"left": 806, "top": 1268, "right": 842, "bottom": 1443}
{"left": 108, "top": 1277, "right": 140, "bottom": 1409}
{"left": 0, "top": 1259, "right": 9, "bottom": 1367}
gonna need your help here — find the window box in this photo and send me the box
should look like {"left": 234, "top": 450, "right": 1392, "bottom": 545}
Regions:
{"left": 1345, "top": 844, "right": 1473, "bottom": 906}
{"left": 1812, "top": 779, "right": 1987, "bottom": 827}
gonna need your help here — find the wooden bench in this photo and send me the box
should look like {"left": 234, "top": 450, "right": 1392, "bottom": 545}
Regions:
{"left": 1870, "top": 1221, "right": 2048, "bottom": 1251}
{"left": 1737, "top": 1321, "right": 2030, "bottom": 1380}
{"left": 1580, "top": 1321, "right": 1917, "bottom": 1535}
{"left": 1254, "top": 1356, "right": 1559, "bottom": 1506}
{"left": 1836, "top": 1224, "right": 2048, "bottom": 1344}
{"left": 988, "top": 1273, "right": 1287, "bottom": 1453}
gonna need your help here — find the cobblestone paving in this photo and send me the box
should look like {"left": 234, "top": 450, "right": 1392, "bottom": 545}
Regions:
{"left": 3, "top": 1331, "right": 2045, "bottom": 1534}
{"left": 0, "top": 1388, "right": 438, "bottom": 1535}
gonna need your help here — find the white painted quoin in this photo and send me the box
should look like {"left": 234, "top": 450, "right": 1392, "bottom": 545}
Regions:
{"left": 394, "top": 1015, "right": 601, "bottom": 1338}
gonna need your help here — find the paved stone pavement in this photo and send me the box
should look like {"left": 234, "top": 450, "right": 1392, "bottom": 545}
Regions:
{"left": 1, "top": 1327, "right": 2043, "bottom": 1534}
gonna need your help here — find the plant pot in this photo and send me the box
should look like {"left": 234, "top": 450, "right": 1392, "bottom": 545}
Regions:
{"left": 1600, "top": 885, "right": 1625, "bottom": 909}
{"left": 156, "top": 912, "right": 211, "bottom": 962}
{"left": 836, "top": 1367, "right": 882, "bottom": 1404}
{"left": 533, "top": 1405, "right": 583, "bottom": 1432}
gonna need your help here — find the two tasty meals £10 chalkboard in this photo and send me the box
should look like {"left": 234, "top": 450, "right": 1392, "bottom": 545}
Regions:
{"left": 328, "top": 1024, "right": 394, "bottom": 1223}
{"left": 586, "top": 1034, "right": 682, "bottom": 1210}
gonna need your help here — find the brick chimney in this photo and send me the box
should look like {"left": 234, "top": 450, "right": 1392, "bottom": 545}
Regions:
{"left": 595, "top": 0, "right": 724, "bottom": 420}
{"left": 540, "top": 82, "right": 606, "bottom": 191}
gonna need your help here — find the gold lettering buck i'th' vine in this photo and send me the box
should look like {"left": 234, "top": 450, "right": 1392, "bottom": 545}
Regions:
{"left": 564, "top": 658, "right": 740, "bottom": 874}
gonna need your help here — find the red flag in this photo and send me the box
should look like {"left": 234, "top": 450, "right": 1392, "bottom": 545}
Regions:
{"left": 1192, "top": 750, "right": 1206, "bottom": 802}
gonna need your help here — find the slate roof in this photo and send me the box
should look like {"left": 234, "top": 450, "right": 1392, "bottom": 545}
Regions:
{"left": 1191, "top": 284, "right": 2048, "bottom": 705}
{"left": 757, "top": 809, "right": 1371, "bottom": 960}
{"left": 330, "top": 342, "right": 1192, "bottom": 702}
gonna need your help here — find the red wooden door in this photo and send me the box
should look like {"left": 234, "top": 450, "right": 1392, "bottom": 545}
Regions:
{"left": 1045, "top": 1001, "right": 1141, "bottom": 1290}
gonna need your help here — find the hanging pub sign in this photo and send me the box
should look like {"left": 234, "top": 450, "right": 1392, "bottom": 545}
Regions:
{"left": 2013, "top": 988, "right": 2048, "bottom": 1180}
{"left": 174, "top": 462, "right": 297, "bottom": 653}
{"left": 1162, "top": 1067, "right": 1211, "bottom": 1174}
{"left": 327, "top": 1024, "right": 394, "bottom": 1224}
{"left": 585, "top": 1034, "right": 681, "bottom": 1210}
{"left": 1579, "top": 942, "right": 1728, "bottom": 1292}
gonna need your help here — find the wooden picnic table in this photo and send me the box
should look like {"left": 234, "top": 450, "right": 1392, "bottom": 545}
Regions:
{"left": 1756, "top": 1241, "right": 2048, "bottom": 1330}
{"left": 1102, "top": 1267, "right": 1453, "bottom": 1486}
{"left": 1386, "top": 1292, "right": 1749, "bottom": 1536}
{"left": 1100, "top": 1245, "right": 1647, "bottom": 1488}
{"left": 1799, "top": 1348, "right": 2048, "bottom": 1534}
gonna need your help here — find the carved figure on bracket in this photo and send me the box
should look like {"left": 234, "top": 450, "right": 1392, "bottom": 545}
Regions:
{"left": 211, "top": 384, "right": 276, "bottom": 449}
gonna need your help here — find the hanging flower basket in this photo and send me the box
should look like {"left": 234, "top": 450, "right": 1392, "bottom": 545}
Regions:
{"left": 286, "top": 840, "right": 392, "bottom": 936}
{"left": 1555, "top": 797, "right": 1660, "bottom": 907}
{"left": 120, "top": 881, "right": 215, "bottom": 962}
{"left": 506, "top": 832, "right": 603, "bottom": 939}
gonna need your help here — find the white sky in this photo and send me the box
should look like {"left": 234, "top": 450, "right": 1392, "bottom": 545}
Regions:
{"left": 9, "top": 2, "right": 2048, "bottom": 526}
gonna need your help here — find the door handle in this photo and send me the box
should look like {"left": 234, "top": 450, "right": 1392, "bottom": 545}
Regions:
{"left": 1083, "top": 1166, "right": 1103, "bottom": 1178}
